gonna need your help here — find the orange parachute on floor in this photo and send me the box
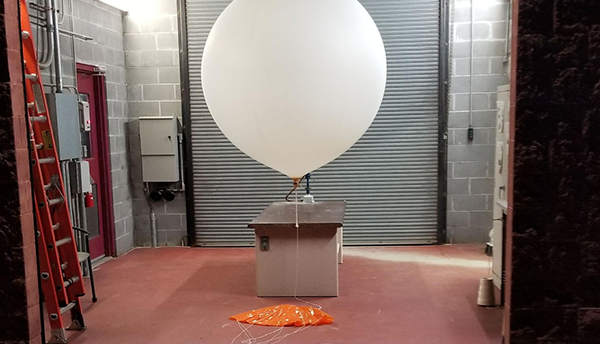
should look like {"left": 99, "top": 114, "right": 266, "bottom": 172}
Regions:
{"left": 230, "top": 304, "right": 334, "bottom": 327}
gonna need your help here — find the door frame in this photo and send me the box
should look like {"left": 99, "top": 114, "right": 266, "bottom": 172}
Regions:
{"left": 177, "top": 0, "right": 196, "bottom": 246}
{"left": 437, "top": 0, "right": 450, "bottom": 244}
{"left": 76, "top": 62, "right": 116, "bottom": 256}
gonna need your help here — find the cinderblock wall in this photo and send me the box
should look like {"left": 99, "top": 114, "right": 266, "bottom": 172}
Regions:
{"left": 123, "top": 0, "right": 187, "bottom": 246}
{"left": 510, "top": 0, "right": 600, "bottom": 339}
{"left": 33, "top": 0, "right": 134, "bottom": 254}
{"left": 122, "top": 0, "right": 511, "bottom": 245}
{"left": 0, "top": 1, "right": 41, "bottom": 339}
{"left": 73, "top": 0, "right": 134, "bottom": 254}
{"left": 447, "top": 0, "right": 509, "bottom": 242}
{"left": 41, "top": 0, "right": 511, "bottom": 247}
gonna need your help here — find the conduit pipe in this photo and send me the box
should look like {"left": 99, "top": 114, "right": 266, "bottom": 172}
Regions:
{"left": 468, "top": 0, "right": 474, "bottom": 141}
{"left": 150, "top": 210, "right": 157, "bottom": 248}
{"left": 50, "top": 0, "right": 63, "bottom": 92}
{"left": 39, "top": 0, "right": 55, "bottom": 69}
{"left": 30, "top": 19, "right": 93, "bottom": 41}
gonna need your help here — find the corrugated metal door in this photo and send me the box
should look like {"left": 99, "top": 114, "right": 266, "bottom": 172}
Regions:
{"left": 186, "top": 0, "right": 441, "bottom": 246}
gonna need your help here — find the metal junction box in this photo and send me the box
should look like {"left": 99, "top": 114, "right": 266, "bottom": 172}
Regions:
{"left": 68, "top": 160, "right": 92, "bottom": 194}
{"left": 139, "top": 116, "right": 180, "bottom": 182}
{"left": 46, "top": 93, "right": 82, "bottom": 160}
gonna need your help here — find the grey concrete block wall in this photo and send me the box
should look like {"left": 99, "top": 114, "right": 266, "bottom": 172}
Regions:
{"left": 32, "top": 0, "right": 134, "bottom": 254}
{"left": 123, "top": 0, "right": 186, "bottom": 246}
{"left": 72, "top": 0, "right": 134, "bottom": 255}
{"left": 127, "top": 120, "right": 187, "bottom": 247}
{"left": 447, "top": 0, "right": 509, "bottom": 243}
{"left": 32, "top": 0, "right": 509, "bottom": 249}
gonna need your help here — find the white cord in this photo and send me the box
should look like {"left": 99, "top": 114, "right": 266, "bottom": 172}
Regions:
{"left": 230, "top": 181, "right": 325, "bottom": 344}
{"left": 240, "top": 322, "right": 254, "bottom": 342}
{"left": 232, "top": 320, "right": 286, "bottom": 344}
{"left": 293, "top": 186, "right": 322, "bottom": 310}
{"left": 294, "top": 186, "right": 299, "bottom": 297}
{"left": 249, "top": 327, "right": 285, "bottom": 344}
{"left": 250, "top": 318, "right": 321, "bottom": 344}
{"left": 231, "top": 322, "right": 252, "bottom": 344}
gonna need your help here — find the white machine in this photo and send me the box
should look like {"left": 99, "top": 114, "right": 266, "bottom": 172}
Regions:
{"left": 492, "top": 85, "right": 510, "bottom": 303}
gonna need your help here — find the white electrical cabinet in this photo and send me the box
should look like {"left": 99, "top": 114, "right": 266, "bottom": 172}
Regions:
{"left": 492, "top": 85, "right": 510, "bottom": 295}
{"left": 68, "top": 160, "right": 92, "bottom": 193}
{"left": 139, "top": 117, "right": 180, "bottom": 182}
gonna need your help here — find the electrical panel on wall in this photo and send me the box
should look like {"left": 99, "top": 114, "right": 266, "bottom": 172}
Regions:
{"left": 46, "top": 93, "right": 82, "bottom": 160}
{"left": 497, "top": 100, "right": 505, "bottom": 134}
{"left": 80, "top": 101, "right": 91, "bottom": 132}
{"left": 68, "top": 160, "right": 92, "bottom": 194}
{"left": 139, "top": 116, "right": 180, "bottom": 182}
{"left": 492, "top": 85, "right": 510, "bottom": 293}
{"left": 79, "top": 94, "right": 92, "bottom": 158}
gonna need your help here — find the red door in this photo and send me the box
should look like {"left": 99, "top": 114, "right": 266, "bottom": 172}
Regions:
{"left": 77, "top": 65, "right": 114, "bottom": 259}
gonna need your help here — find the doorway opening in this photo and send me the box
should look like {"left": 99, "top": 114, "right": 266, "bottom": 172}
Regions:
{"left": 76, "top": 63, "right": 115, "bottom": 260}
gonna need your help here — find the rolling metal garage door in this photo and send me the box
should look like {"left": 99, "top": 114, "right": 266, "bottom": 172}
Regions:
{"left": 185, "top": 0, "right": 442, "bottom": 246}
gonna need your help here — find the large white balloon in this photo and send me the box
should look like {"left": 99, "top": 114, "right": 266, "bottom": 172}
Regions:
{"left": 201, "top": 0, "right": 387, "bottom": 179}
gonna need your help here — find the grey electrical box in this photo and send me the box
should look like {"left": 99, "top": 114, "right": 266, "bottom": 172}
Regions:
{"left": 68, "top": 160, "right": 92, "bottom": 194}
{"left": 139, "top": 116, "right": 180, "bottom": 182}
{"left": 46, "top": 93, "right": 82, "bottom": 160}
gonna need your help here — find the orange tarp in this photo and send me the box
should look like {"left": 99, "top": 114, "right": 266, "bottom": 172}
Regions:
{"left": 230, "top": 305, "right": 334, "bottom": 327}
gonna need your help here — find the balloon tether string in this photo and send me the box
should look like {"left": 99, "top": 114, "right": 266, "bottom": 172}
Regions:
{"left": 230, "top": 178, "right": 323, "bottom": 344}
{"left": 292, "top": 179, "right": 321, "bottom": 310}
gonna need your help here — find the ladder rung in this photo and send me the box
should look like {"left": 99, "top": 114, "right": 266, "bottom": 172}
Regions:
{"left": 60, "top": 302, "right": 76, "bottom": 314}
{"left": 38, "top": 157, "right": 56, "bottom": 164}
{"left": 78, "top": 252, "right": 90, "bottom": 262}
{"left": 47, "top": 197, "right": 62, "bottom": 206}
{"left": 22, "top": 7, "right": 87, "bottom": 322}
{"left": 30, "top": 115, "right": 47, "bottom": 122}
{"left": 63, "top": 276, "right": 80, "bottom": 288}
{"left": 55, "top": 237, "right": 72, "bottom": 248}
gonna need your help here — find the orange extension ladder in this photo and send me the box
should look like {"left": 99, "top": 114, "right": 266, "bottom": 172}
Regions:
{"left": 20, "top": 0, "right": 87, "bottom": 342}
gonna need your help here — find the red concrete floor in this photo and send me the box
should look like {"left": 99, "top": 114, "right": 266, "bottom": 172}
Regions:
{"left": 58, "top": 245, "right": 503, "bottom": 344}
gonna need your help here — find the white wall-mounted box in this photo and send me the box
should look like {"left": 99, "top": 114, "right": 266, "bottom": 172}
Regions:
{"left": 68, "top": 160, "right": 92, "bottom": 194}
{"left": 492, "top": 85, "right": 510, "bottom": 294}
{"left": 139, "top": 117, "right": 180, "bottom": 182}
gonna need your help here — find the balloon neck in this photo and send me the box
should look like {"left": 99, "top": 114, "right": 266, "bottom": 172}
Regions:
{"left": 292, "top": 178, "right": 300, "bottom": 187}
